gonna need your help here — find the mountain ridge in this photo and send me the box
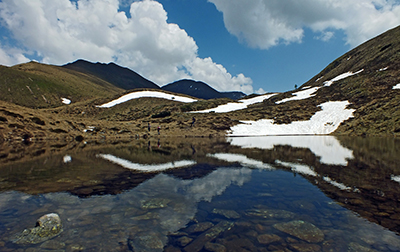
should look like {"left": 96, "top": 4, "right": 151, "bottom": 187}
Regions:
{"left": 1, "top": 25, "right": 400, "bottom": 141}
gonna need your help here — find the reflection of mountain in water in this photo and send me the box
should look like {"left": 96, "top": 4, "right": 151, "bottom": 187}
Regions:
{"left": 1, "top": 136, "right": 400, "bottom": 235}
{"left": 0, "top": 167, "right": 252, "bottom": 251}
{"left": 221, "top": 136, "right": 400, "bottom": 234}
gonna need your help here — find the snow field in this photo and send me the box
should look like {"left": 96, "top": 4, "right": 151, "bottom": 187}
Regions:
{"left": 228, "top": 101, "right": 355, "bottom": 136}
{"left": 97, "top": 90, "right": 197, "bottom": 108}
{"left": 191, "top": 93, "right": 277, "bottom": 113}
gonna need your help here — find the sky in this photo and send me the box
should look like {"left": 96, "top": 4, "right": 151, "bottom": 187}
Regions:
{"left": 0, "top": 0, "right": 400, "bottom": 94}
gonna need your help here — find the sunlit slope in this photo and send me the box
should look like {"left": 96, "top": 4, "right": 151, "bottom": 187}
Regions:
{"left": 0, "top": 61, "right": 124, "bottom": 108}
{"left": 222, "top": 25, "right": 400, "bottom": 135}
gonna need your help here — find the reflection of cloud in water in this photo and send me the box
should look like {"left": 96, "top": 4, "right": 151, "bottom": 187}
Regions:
{"left": 207, "top": 153, "right": 274, "bottom": 170}
{"left": 96, "top": 154, "right": 196, "bottom": 172}
{"left": 116, "top": 167, "right": 251, "bottom": 250}
{"left": 228, "top": 135, "right": 353, "bottom": 166}
{"left": 40, "top": 167, "right": 252, "bottom": 251}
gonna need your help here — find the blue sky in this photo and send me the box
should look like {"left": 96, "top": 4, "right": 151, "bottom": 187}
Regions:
{"left": 0, "top": 0, "right": 400, "bottom": 94}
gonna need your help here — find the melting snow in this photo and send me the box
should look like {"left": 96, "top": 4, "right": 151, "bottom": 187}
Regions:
{"left": 323, "top": 176, "right": 352, "bottom": 191}
{"left": 97, "top": 154, "right": 196, "bottom": 172}
{"left": 228, "top": 101, "right": 355, "bottom": 136}
{"left": 191, "top": 93, "right": 277, "bottom": 113}
{"left": 227, "top": 135, "right": 353, "bottom": 166}
{"left": 97, "top": 91, "right": 197, "bottom": 108}
{"left": 61, "top": 98, "right": 71, "bottom": 104}
{"left": 323, "top": 69, "right": 364, "bottom": 87}
{"left": 391, "top": 175, "right": 400, "bottom": 183}
{"left": 275, "top": 87, "right": 320, "bottom": 104}
{"left": 63, "top": 155, "right": 72, "bottom": 163}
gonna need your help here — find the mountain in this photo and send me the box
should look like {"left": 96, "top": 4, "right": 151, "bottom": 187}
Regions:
{"left": 63, "top": 59, "right": 159, "bottom": 90}
{"left": 162, "top": 79, "right": 246, "bottom": 100}
{"left": 2, "top": 25, "right": 400, "bottom": 142}
{"left": 0, "top": 61, "right": 123, "bottom": 108}
{"left": 247, "top": 25, "right": 400, "bottom": 135}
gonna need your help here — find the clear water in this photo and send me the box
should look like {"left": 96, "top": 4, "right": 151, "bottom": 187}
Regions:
{"left": 1, "top": 136, "right": 400, "bottom": 251}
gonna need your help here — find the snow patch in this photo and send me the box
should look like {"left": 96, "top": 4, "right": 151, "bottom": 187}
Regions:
{"left": 393, "top": 83, "right": 400, "bottom": 90}
{"left": 227, "top": 135, "right": 353, "bottom": 166}
{"left": 191, "top": 93, "right": 277, "bottom": 113}
{"left": 379, "top": 67, "right": 388, "bottom": 71}
{"left": 323, "top": 69, "right": 364, "bottom": 87}
{"left": 391, "top": 175, "right": 400, "bottom": 183}
{"left": 63, "top": 155, "right": 72, "bottom": 163}
{"left": 275, "top": 87, "right": 320, "bottom": 104}
{"left": 323, "top": 176, "right": 352, "bottom": 191}
{"left": 228, "top": 101, "right": 355, "bottom": 136}
{"left": 97, "top": 154, "right": 196, "bottom": 172}
{"left": 61, "top": 98, "right": 71, "bottom": 104}
{"left": 97, "top": 91, "right": 197, "bottom": 108}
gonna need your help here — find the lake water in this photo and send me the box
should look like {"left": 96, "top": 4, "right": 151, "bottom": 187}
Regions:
{"left": 1, "top": 136, "right": 400, "bottom": 251}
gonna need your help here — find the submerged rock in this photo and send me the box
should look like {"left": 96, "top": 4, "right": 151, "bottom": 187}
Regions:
{"left": 273, "top": 220, "right": 324, "bottom": 243}
{"left": 212, "top": 208, "right": 240, "bottom": 219}
{"left": 245, "top": 208, "right": 295, "bottom": 219}
{"left": 128, "top": 231, "right": 167, "bottom": 252}
{"left": 183, "top": 221, "right": 234, "bottom": 252}
{"left": 186, "top": 222, "right": 214, "bottom": 234}
{"left": 257, "top": 234, "right": 282, "bottom": 244}
{"left": 140, "top": 198, "right": 171, "bottom": 210}
{"left": 11, "top": 213, "right": 63, "bottom": 244}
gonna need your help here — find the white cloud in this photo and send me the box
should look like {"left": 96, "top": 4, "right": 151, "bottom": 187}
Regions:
{"left": 0, "top": 0, "right": 253, "bottom": 93}
{"left": 208, "top": 0, "right": 400, "bottom": 49}
{"left": 0, "top": 44, "right": 29, "bottom": 66}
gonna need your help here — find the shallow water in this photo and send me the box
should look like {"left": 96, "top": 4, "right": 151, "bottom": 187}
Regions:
{"left": 1, "top": 136, "right": 400, "bottom": 251}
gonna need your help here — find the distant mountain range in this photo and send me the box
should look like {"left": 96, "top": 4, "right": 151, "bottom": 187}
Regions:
{"left": 161, "top": 79, "right": 245, "bottom": 100}
{"left": 63, "top": 60, "right": 245, "bottom": 100}
{"left": 1, "top": 25, "right": 400, "bottom": 139}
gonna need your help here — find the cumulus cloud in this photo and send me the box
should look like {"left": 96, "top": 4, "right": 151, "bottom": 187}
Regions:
{"left": 208, "top": 0, "right": 400, "bottom": 49}
{"left": 0, "top": 0, "right": 253, "bottom": 93}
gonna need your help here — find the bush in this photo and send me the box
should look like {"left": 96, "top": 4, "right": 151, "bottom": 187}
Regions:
{"left": 151, "top": 111, "right": 171, "bottom": 118}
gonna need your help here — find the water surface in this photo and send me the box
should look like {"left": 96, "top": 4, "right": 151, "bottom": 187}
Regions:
{"left": 1, "top": 136, "right": 400, "bottom": 251}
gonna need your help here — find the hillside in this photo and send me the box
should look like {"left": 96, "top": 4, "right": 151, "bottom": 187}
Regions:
{"left": 162, "top": 79, "right": 246, "bottom": 100}
{"left": 1, "top": 25, "right": 400, "bottom": 142}
{"left": 63, "top": 59, "right": 159, "bottom": 90}
{"left": 220, "top": 25, "right": 400, "bottom": 136}
{"left": 0, "top": 61, "right": 124, "bottom": 108}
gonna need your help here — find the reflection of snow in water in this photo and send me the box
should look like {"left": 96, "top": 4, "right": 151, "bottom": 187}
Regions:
{"left": 97, "top": 154, "right": 196, "bottom": 172}
{"left": 207, "top": 153, "right": 274, "bottom": 170}
{"left": 276, "top": 160, "right": 317, "bottom": 177}
{"left": 228, "top": 135, "right": 353, "bottom": 166}
{"left": 7, "top": 167, "right": 250, "bottom": 251}
{"left": 277, "top": 160, "right": 357, "bottom": 192}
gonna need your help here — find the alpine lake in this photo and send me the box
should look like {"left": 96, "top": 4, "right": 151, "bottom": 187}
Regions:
{"left": 1, "top": 136, "right": 400, "bottom": 252}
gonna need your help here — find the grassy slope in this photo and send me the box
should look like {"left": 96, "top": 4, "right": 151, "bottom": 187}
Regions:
{"left": 232, "top": 25, "right": 400, "bottom": 136}
{"left": 0, "top": 61, "right": 124, "bottom": 108}
{"left": 1, "top": 26, "right": 400, "bottom": 141}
